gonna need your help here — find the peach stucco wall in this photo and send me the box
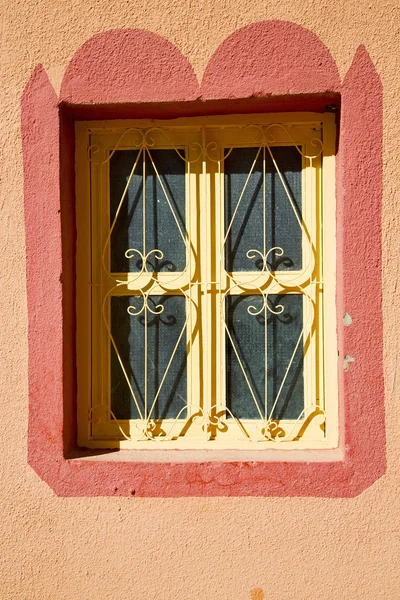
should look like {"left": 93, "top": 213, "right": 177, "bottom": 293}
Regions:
{"left": 1, "top": 1, "right": 400, "bottom": 598}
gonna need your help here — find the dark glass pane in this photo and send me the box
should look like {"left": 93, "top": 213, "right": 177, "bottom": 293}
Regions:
{"left": 226, "top": 294, "right": 304, "bottom": 420}
{"left": 110, "top": 295, "right": 187, "bottom": 420}
{"left": 224, "top": 146, "right": 302, "bottom": 272}
{"left": 110, "top": 149, "right": 186, "bottom": 273}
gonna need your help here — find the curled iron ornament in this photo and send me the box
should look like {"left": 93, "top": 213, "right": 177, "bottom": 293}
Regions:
{"left": 88, "top": 128, "right": 145, "bottom": 164}
{"left": 246, "top": 246, "right": 285, "bottom": 272}
{"left": 126, "top": 291, "right": 165, "bottom": 317}
{"left": 221, "top": 283, "right": 285, "bottom": 317}
{"left": 257, "top": 407, "right": 326, "bottom": 442}
{"left": 124, "top": 248, "right": 164, "bottom": 271}
{"left": 87, "top": 122, "right": 323, "bottom": 167}
{"left": 247, "top": 296, "right": 285, "bottom": 317}
{"left": 250, "top": 123, "right": 323, "bottom": 159}
{"left": 244, "top": 246, "right": 305, "bottom": 298}
{"left": 143, "top": 128, "right": 203, "bottom": 163}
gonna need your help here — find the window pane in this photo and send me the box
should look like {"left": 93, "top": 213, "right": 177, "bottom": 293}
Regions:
{"left": 110, "top": 295, "right": 187, "bottom": 420}
{"left": 110, "top": 149, "right": 186, "bottom": 273}
{"left": 226, "top": 294, "right": 304, "bottom": 420}
{"left": 224, "top": 146, "right": 302, "bottom": 272}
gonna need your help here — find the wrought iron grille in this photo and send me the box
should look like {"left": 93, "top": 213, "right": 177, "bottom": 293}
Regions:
{"left": 76, "top": 115, "right": 337, "bottom": 448}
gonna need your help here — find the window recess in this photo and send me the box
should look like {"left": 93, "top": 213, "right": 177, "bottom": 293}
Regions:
{"left": 76, "top": 114, "right": 338, "bottom": 450}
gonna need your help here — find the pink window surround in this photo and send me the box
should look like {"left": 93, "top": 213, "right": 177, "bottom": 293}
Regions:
{"left": 22, "top": 21, "right": 385, "bottom": 497}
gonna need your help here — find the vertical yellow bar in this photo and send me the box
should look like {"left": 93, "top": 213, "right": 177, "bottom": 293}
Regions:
{"left": 321, "top": 112, "right": 339, "bottom": 447}
{"left": 200, "top": 126, "right": 210, "bottom": 438}
{"left": 143, "top": 149, "right": 147, "bottom": 421}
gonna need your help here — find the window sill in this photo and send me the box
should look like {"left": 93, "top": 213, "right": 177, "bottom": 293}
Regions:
{"left": 67, "top": 446, "right": 344, "bottom": 464}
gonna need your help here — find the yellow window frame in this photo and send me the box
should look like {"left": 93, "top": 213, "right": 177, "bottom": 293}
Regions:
{"left": 76, "top": 113, "right": 338, "bottom": 450}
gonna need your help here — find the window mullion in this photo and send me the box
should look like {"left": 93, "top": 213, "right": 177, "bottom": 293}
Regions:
{"left": 216, "top": 134, "right": 225, "bottom": 419}
{"left": 200, "top": 126, "right": 212, "bottom": 437}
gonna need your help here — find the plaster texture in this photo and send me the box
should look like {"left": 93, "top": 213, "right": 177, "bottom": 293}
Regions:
{"left": 1, "top": 1, "right": 400, "bottom": 599}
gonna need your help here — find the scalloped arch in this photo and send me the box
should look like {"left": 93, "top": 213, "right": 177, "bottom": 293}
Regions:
{"left": 60, "top": 29, "right": 200, "bottom": 104}
{"left": 201, "top": 21, "right": 341, "bottom": 99}
{"left": 60, "top": 23, "right": 341, "bottom": 106}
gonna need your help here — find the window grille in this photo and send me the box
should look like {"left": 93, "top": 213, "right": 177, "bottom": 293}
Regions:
{"left": 76, "top": 114, "right": 338, "bottom": 449}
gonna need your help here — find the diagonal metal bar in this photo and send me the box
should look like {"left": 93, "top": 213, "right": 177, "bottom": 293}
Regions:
{"left": 146, "top": 301, "right": 189, "bottom": 423}
{"left": 223, "top": 146, "right": 262, "bottom": 248}
{"left": 265, "top": 144, "right": 304, "bottom": 234}
{"left": 267, "top": 293, "right": 313, "bottom": 422}
{"left": 222, "top": 294, "right": 265, "bottom": 421}
{"left": 146, "top": 147, "right": 187, "bottom": 246}
{"left": 102, "top": 288, "right": 144, "bottom": 421}
{"left": 102, "top": 148, "right": 143, "bottom": 274}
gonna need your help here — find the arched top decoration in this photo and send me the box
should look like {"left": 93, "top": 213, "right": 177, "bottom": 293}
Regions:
{"left": 60, "top": 29, "right": 199, "bottom": 104}
{"left": 60, "top": 22, "right": 341, "bottom": 107}
{"left": 201, "top": 21, "right": 341, "bottom": 99}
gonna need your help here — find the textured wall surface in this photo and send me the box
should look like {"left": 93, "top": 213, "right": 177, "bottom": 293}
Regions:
{"left": 1, "top": 0, "right": 400, "bottom": 598}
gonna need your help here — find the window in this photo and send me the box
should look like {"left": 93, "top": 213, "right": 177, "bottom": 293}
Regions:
{"left": 76, "top": 113, "right": 337, "bottom": 450}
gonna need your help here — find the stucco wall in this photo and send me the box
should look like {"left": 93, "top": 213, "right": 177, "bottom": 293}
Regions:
{"left": 1, "top": 1, "right": 400, "bottom": 598}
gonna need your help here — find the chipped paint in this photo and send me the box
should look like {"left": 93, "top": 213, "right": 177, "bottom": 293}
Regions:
{"left": 344, "top": 355, "right": 355, "bottom": 371}
{"left": 343, "top": 311, "right": 353, "bottom": 326}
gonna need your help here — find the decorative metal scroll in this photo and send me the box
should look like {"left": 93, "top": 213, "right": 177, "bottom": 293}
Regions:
{"left": 88, "top": 124, "right": 326, "bottom": 443}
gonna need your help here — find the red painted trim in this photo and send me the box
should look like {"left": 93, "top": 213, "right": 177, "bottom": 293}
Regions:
{"left": 22, "top": 65, "right": 64, "bottom": 471}
{"left": 201, "top": 21, "right": 341, "bottom": 99}
{"left": 60, "top": 29, "right": 199, "bottom": 105}
{"left": 336, "top": 45, "right": 385, "bottom": 488}
{"left": 23, "top": 25, "right": 384, "bottom": 497}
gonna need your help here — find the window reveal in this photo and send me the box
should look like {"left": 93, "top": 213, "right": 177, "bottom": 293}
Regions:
{"left": 76, "top": 115, "right": 338, "bottom": 449}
